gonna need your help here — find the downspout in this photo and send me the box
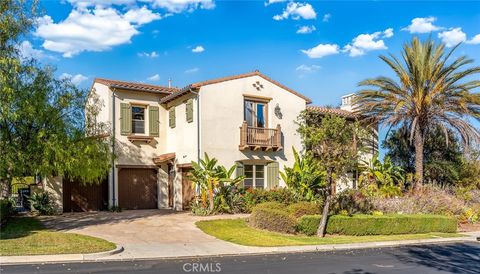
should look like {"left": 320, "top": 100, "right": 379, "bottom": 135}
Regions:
{"left": 196, "top": 90, "right": 200, "bottom": 163}
{"left": 111, "top": 88, "right": 116, "bottom": 207}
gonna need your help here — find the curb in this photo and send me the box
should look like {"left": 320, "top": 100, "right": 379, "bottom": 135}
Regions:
{"left": 0, "top": 245, "right": 124, "bottom": 265}
{"left": 82, "top": 245, "right": 124, "bottom": 260}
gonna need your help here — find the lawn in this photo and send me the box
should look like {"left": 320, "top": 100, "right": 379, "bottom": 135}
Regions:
{"left": 0, "top": 217, "right": 116, "bottom": 256}
{"left": 196, "top": 218, "right": 464, "bottom": 247}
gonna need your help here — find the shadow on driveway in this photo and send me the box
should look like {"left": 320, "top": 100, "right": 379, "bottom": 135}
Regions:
{"left": 39, "top": 209, "right": 183, "bottom": 231}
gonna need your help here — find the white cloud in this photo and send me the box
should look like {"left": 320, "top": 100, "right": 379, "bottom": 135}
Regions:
{"left": 60, "top": 73, "right": 88, "bottom": 85}
{"left": 343, "top": 29, "right": 392, "bottom": 57}
{"left": 124, "top": 6, "right": 161, "bottom": 24}
{"left": 185, "top": 67, "right": 199, "bottom": 73}
{"left": 466, "top": 34, "right": 480, "bottom": 45}
{"left": 35, "top": 6, "right": 161, "bottom": 57}
{"left": 138, "top": 51, "right": 159, "bottom": 58}
{"left": 322, "top": 13, "right": 331, "bottom": 22}
{"left": 301, "top": 44, "right": 339, "bottom": 58}
{"left": 438, "top": 28, "right": 467, "bottom": 47}
{"left": 147, "top": 0, "right": 215, "bottom": 13}
{"left": 18, "top": 41, "right": 44, "bottom": 59}
{"left": 147, "top": 74, "right": 160, "bottom": 81}
{"left": 383, "top": 28, "right": 394, "bottom": 38}
{"left": 265, "top": 0, "right": 287, "bottom": 5}
{"left": 296, "top": 64, "right": 320, "bottom": 73}
{"left": 192, "top": 45, "right": 205, "bottom": 53}
{"left": 273, "top": 2, "right": 316, "bottom": 21}
{"left": 402, "top": 17, "right": 442, "bottom": 33}
{"left": 296, "top": 25, "right": 316, "bottom": 34}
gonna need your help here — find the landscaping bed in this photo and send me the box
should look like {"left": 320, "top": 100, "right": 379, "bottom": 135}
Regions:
{"left": 196, "top": 218, "right": 463, "bottom": 247}
{"left": 0, "top": 217, "right": 116, "bottom": 256}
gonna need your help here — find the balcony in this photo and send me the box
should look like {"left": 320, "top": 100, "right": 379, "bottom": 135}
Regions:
{"left": 239, "top": 121, "right": 282, "bottom": 151}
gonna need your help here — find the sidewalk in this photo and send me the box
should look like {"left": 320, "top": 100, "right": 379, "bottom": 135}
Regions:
{"left": 1, "top": 232, "right": 478, "bottom": 265}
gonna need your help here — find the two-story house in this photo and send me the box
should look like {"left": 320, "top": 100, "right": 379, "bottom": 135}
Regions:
{"left": 48, "top": 71, "right": 371, "bottom": 212}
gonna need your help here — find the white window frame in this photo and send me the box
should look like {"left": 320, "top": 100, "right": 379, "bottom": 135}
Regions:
{"left": 131, "top": 105, "right": 146, "bottom": 134}
{"left": 244, "top": 164, "right": 265, "bottom": 189}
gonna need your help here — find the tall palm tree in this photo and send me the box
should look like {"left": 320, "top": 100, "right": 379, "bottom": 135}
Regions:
{"left": 354, "top": 37, "right": 480, "bottom": 189}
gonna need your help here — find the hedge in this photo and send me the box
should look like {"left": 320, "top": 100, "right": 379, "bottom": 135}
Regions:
{"left": 249, "top": 207, "right": 296, "bottom": 234}
{"left": 0, "top": 199, "right": 14, "bottom": 226}
{"left": 296, "top": 214, "right": 322, "bottom": 236}
{"left": 287, "top": 202, "right": 321, "bottom": 219}
{"left": 296, "top": 214, "right": 457, "bottom": 236}
{"left": 254, "top": 201, "right": 286, "bottom": 211}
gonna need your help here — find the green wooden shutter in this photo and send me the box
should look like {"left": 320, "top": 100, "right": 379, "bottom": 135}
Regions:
{"left": 169, "top": 107, "right": 176, "bottom": 128}
{"left": 149, "top": 106, "right": 159, "bottom": 137}
{"left": 236, "top": 162, "right": 244, "bottom": 188}
{"left": 186, "top": 99, "right": 193, "bottom": 123}
{"left": 120, "top": 103, "right": 131, "bottom": 135}
{"left": 266, "top": 162, "right": 279, "bottom": 189}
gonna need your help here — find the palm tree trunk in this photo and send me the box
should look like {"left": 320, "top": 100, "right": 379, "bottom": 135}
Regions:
{"left": 414, "top": 127, "right": 424, "bottom": 190}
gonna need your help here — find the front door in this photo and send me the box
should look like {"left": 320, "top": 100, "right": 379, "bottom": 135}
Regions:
{"left": 168, "top": 164, "right": 174, "bottom": 208}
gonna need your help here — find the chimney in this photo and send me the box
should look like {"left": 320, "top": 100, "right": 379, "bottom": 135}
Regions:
{"left": 340, "top": 93, "right": 357, "bottom": 112}
{"left": 168, "top": 78, "right": 172, "bottom": 88}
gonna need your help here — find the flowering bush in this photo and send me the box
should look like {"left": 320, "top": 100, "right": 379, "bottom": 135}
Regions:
{"left": 372, "top": 186, "right": 465, "bottom": 216}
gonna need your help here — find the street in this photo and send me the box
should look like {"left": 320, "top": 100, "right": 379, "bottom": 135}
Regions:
{"left": 1, "top": 242, "right": 479, "bottom": 274}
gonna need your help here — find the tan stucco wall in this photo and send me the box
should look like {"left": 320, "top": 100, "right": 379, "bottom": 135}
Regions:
{"left": 42, "top": 176, "right": 63, "bottom": 213}
{"left": 198, "top": 75, "right": 308, "bottom": 186}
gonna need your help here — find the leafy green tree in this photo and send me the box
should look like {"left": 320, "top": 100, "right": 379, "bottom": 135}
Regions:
{"left": 280, "top": 147, "right": 326, "bottom": 201}
{"left": 355, "top": 37, "right": 480, "bottom": 189}
{"left": 383, "top": 125, "right": 464, "bottom": 187}
{"left": 0, "top": 0, "right": 112, "bottom": 196}
{"left": 359, "top": 154, "right": 404, "bottom": 197}
{"left": 190, "top": 153, "right": 243, "bottom": 213}
{"left": 297, "top": 112, "right": 369, "bottom": 236}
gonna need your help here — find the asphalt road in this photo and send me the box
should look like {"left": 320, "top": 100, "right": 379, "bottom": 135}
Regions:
{"left": 1, "top": 242, "right": 479, "bottom": 274}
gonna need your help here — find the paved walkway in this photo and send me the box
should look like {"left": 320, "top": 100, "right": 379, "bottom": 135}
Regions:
{"left": 1, "top": 209, "right": 479, "bottom": 264}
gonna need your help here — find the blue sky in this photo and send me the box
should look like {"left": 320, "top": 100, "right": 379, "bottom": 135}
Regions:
{"left": 24, "top": 0, "right": 480, "bottom": 149}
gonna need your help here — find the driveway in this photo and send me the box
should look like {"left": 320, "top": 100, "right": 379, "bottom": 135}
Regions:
{"left": 41, "top": 210, "right": 256, "bottom": 259}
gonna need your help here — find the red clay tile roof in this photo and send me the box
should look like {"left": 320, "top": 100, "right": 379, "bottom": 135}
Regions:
{"left": 94, "top": 78, "right": 178, "bottom": 94}
{"left": 160, "top": 71, "right": 312, "bottom": 104}
{"left": 191, "top": 71, "right": 312, "bottom": 103}
{"left": 307, "top": 106, "right": 358, "bottom": 119}
{"left": 153, "top": 152, "right": 176, "bottom": 164}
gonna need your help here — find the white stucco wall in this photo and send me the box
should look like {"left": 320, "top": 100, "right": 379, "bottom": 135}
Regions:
{"left": 198, "top": 75, "right": 308, "bottom": 186}
{"left": 165, "top": 93, "right": 199, "bottom": 165}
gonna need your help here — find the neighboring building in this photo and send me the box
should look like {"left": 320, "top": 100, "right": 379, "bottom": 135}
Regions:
{"left": 46, "top": 71, "right": 376, "bottom": 212}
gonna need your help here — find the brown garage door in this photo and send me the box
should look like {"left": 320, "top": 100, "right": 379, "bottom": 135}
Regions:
{"left": 63, "top": 177, "right": 108, "bottom": 212}
{"left": 118, "top": 168, "right": 158, "bottom": 210}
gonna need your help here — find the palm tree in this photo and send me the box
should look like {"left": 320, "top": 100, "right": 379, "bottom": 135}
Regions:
{"left": 355, "top": 37, "right": 480, "bottom": 189}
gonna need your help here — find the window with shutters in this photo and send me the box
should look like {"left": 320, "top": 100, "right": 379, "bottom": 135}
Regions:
{"left": 169, "top": 107, "right": 176, "bottom": 128}
{"left": 186, "top": 99, "right": 193, "bottom": 123}
{"left": 131, "top": 106, "right": 145, "bottom": 134}
{"left": 244, "top": 165, "right": 265, "bottom": 189}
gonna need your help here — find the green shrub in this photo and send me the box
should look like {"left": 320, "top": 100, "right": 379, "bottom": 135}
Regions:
{"left": 254, "top": 201, "right": 286, "bottom": 211}
{"left": 0, "top": 199, "right": 14, "bottom": 225}
{"left": 28, "top": 192, "right": 56, "bottom": 215}
{"left": 240, "top": 188, "right": 301, "bottom": 213}
{"left": 296, "top": 214, "right": 457, "bottom": 236}
{"left": 249, "top": 207, "right": 296, "bottom": 234}
{"left": 332, "top": 189, "right": 374, "bottom": 215}
{"left": 326, "top": 214, "right": 457, "bottom": 235}
{"left": 287, "top": 202, "right": 321, "bottom": 219}
{"left": 296, "top": 214, "right": 322, "bottom": 236}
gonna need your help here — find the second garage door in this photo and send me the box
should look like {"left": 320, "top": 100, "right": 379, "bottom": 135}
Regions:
{"left": 118, "top": 168, "right": 158, "bottom": 210}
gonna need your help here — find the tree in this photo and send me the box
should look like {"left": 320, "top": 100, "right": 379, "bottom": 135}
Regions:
{"left": 280, "top": 147, "right": 326, "bottom": 201}
{"left": 190, "top": 153, "right": 243, "bottom": 213}
{"left": 0, "top": 0, "right": 112, "bottom": 196}
{"left": 383, "top": 125, "right": 464, "bottom": 187}
{"left": 297, "top": 112, "right": 368, "bottom": 236}
{"left": 355, "top": 37, "right": 480, "bottom": 189}
{"left": 359, "top": 154, "right": 404, "bottom": 197}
